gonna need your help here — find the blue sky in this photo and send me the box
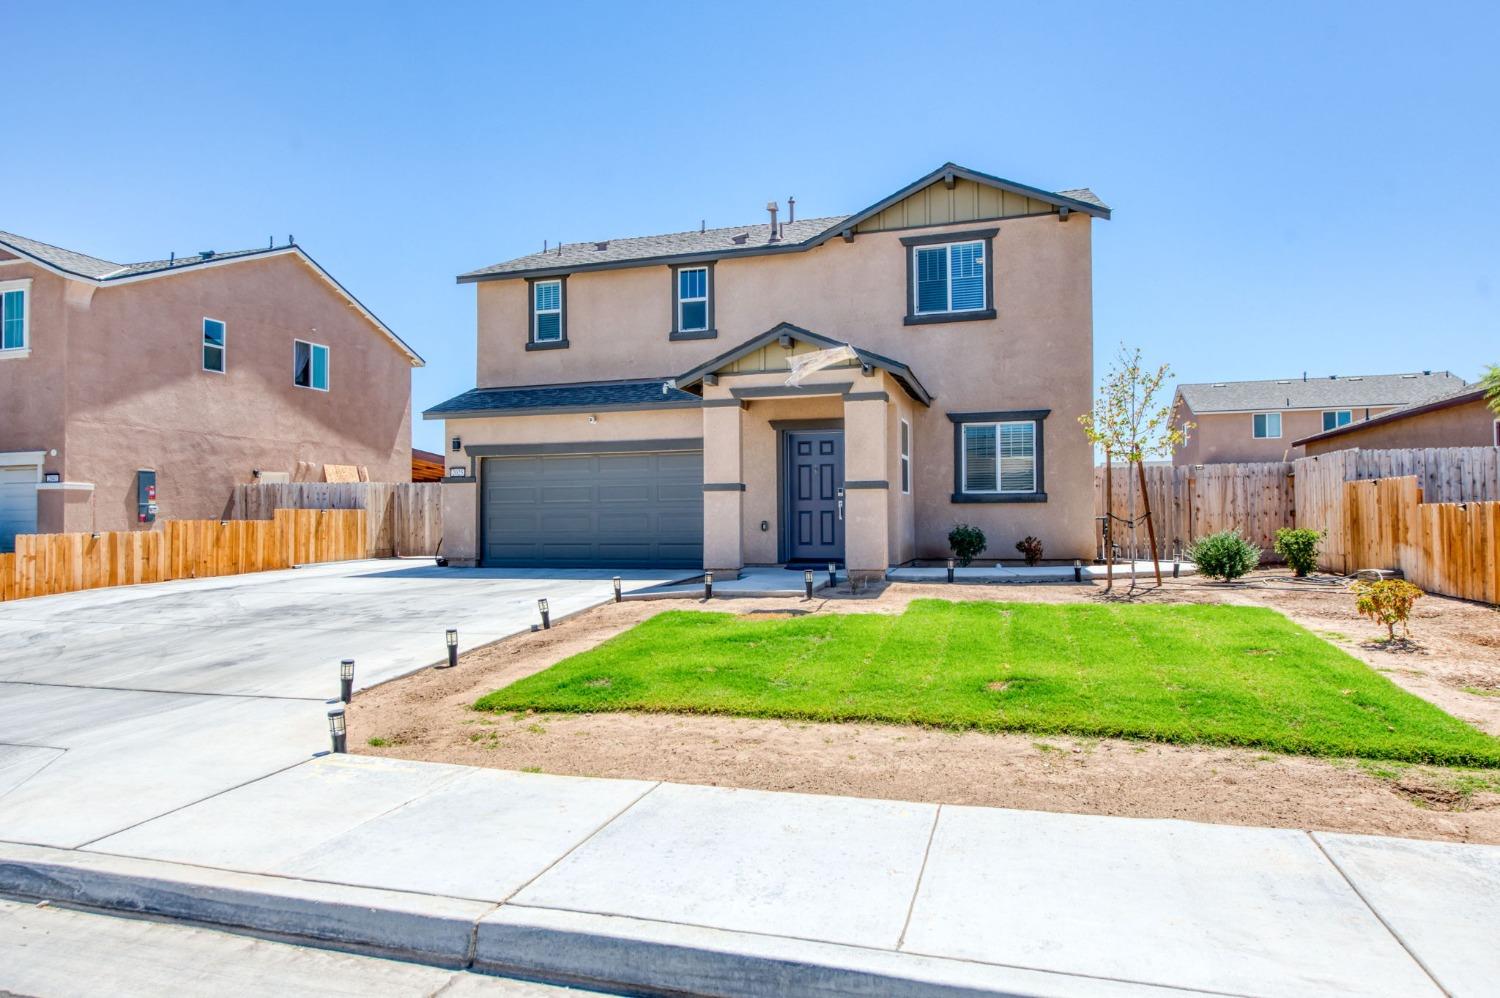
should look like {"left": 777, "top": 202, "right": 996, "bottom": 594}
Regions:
{"left": 5, "top": 1, "right": 1495, "bottom": 450}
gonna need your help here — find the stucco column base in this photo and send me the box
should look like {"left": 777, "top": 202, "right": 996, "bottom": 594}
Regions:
{"left": 440, "top": 480, "right": 479, "bottom": 565}
{"left": 846, "top": 569, "right": 888, "bottom": 588}
{"left": 702, "top": 490, "right": 744, "bottom": 571}
{"left": 842, "top": 488, "right": 890, "bottom": 577}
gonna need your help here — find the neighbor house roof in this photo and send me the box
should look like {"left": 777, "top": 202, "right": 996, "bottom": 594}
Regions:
{"left": 0, "top": 230, "right": 423, "bottom": 365}
{"left": 458, "top": 162, "right": 1109, "bottom": 282}
{"left": 424, "top": 378, "right": 702, "bottom": 420}
{"left": 1291, "top": 383, "right": 1492, "bottom": 447}
{"left": 1175, "top": 371, "right": 1465, "bottom": 414}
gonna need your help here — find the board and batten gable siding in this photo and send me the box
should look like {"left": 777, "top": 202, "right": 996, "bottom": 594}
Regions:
{"left": 853, "top": 177, "right": 1060, "bottom": 233}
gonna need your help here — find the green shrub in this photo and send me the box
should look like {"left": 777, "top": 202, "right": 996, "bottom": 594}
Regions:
{"left": 948, "top": 524, "right": 987, "bottom": 567}
{"left": 1015, "top": 536, "right": 1044, "bottom": 566}
{"left": 1274, "top": 528, "right": 1323, "bottom": 577}
{"left": 1186, "top": 530, "right": 1261, "bottom": 581}
{"left": 1353, "top": 579, "right": 1423, "bottom": 640}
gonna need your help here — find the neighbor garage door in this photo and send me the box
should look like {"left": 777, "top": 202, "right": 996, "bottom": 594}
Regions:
{"left": 0, "top": 464, "right": 38, "bottom": 553}
{"left": 481, "top": 449, "right": 703, "bottom": 568}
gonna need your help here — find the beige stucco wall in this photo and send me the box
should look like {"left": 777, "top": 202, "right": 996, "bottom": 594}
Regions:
{"left": 1175, "top": 405, "right": 1395, "bottom": 466}
{"left": 1302, "top": 399, "right": 1497, "bottom": 456}
{"left": 470, "top": 211, "right": 1097, "bottom": 562}
{"left": 1, "top": 253, "right": 414, "bottom": 534}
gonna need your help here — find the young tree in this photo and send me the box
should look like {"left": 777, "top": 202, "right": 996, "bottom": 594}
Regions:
{"left": 1079, "top": 347, "right": 1193, "bottom": 588}
{"left": 1482, "top": 363, "right": 1500, "bottom": 417}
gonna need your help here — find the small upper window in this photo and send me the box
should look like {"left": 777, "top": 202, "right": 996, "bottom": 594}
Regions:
{"left": 914, "top": 240, "right": 985, "bottom": 315}
{"left": 899, "top": 419, "right": 911, "bottom": 494}
{"left": 1322, "top": 409, "right": 1352, "bottom": 431}
{"left": 533, "top": 280, "right": 563, "bottom": 342}
{"left": 1, "top": 283, "right": 27, "bottom": 352}
{"left": 202, "top": 318, "right": 226, "bottom": 373}
{"left": 1253, "top": 412, "right": 1282, "bottom": 439}
{"left": 678, "top": 267, "right": 709, "bottom": 332}
{"left": 294, "top": 339, "right": 329, "bottom": 391}
{"left": 962, "top": 421, "right": 1035, "bottom": 494}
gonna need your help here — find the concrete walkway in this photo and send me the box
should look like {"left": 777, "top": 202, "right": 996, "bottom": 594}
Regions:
{"left": 887, "top": 560, "right": 1197, "bottom": 583}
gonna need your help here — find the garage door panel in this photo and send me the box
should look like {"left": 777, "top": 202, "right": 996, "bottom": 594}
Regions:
{"left": 481, "top": 449, "right": 703, "bottom": 568}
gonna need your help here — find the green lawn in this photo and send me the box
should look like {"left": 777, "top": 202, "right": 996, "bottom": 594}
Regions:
{"left": 475, "top": 600, "right": 1500, "bottom": 767}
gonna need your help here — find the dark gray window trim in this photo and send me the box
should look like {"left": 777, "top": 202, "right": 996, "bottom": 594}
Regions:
{"left": 468, "top": 438, "right": 703, "bottom": 457}
{"left": 769, "top": 418, "right": 844, "bottom": 432}
{"left": 526, "top": 275, "right": 568, "bottom": 350}
{"left": 702, "top": 482, "right": 746, "bottom": 492}
{"left": 699, "top": 398, "right": 745, "bottom": 408}
{"left": 440, "top": 475, "right": 477, "bottom": 485}
{"left": 669, "top": 262, "right": 716, "bottom": 341}
{"left": 845, "top": 480, "right": 888, "bottom": 490}
{"left": 947, "top": 408, "right": 1048, "bottom": 504}
{"left": 731, "top": 382, "right": 854, "bottom": 400}
{"left": 845, "top": 391, "right": 889, "bottom": 403}
{"left": 903, "top": 228, "right": 997, "bottom": 327}
{"left": 435, "top": 399, "right": 702, "bottom": 420}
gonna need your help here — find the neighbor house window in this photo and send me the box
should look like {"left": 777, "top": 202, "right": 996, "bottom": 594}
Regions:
{"left": 533, "top": 279, "right": 562, "bottom": 342}
{"left": 0, "top": 281, "right": 28, "bottom": 353}
{"left": 1322, "top": 409, "right": 1352, "bottom": 431}
{"left": 1253, "top": 412, "right": 1282, "bottom": 438}
{"left": 294, "top": 339, "right": 329, "bottom": 391}
{"left": 899, "top": 419, "right": 911, "bottom": 494}
{"left": 901, "top": 229, "right": 997, "bottom": 325}
{"left": 202, "top": 318, "right": 225, "bottom": 373}
{"left": 948, "top": 410, "right": 1048, "bottom": 502}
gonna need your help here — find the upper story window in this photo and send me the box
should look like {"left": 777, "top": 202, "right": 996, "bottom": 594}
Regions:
{"left": 948, "top": 409, "right": 1048, "bottom": 503}
{"left": 294, "top": 339, "right": 329, "bottom": 391}
{"left": 527, "top": 277, "right": 568, "bottom": 350}
{"left": 900, "top": 228, "right": 997, "bottom": 326}
{"left": 669, "top": 263, "right": 716, "bottom": 340}
{"left": 202, "top": 318, "right": 226, "bottom": 373}
{"left": 899, "top": 419, "right": 911, "bottom": 494}
{"left": 1252, "top": 412, "right": 1282, "bottom": 439}
{"left": 1322, "top": 409, "right": 1352, "bottom": 431}
{"left": 0, "top": 279, "right": 29, "bottom": 355}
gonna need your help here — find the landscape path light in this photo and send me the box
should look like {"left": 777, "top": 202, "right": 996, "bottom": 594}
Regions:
{"left": 327, "top": 707, "right": 347, "bottom": 754}
{"left": 946, "top": 558, "right": 955, "bottom": 584}
{"left": 445, "top": 629, "right": 458, "bottom": 668}
{"left": 804, "top": 569, "right": 814, "bottom": 599}
{"left": 339, "top": 658, "right": 355, "bottom": 704}
{"left": 1073, "top": 560, "right": 1082, "bottom": 583}
{"left": 828, "top": 563, "right": 837, "bottom": 589}
{"left": 612, "top": 576, "right": 622, "bottom": 602}
{"left": 538, "top": 598, "right": 551, "bottom": 629}
{"left": 704, "top": 572, "right": 714, "bottom": 600}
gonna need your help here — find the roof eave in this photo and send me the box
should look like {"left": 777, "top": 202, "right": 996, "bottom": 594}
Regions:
{"left": 1290, "top": 388, "right": 1489, "bottom": 446}
{"left": 423, "top": 399, "right": 702, "bottom": 421}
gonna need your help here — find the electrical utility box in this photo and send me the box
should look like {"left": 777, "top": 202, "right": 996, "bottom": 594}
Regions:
{"left": 136, "top": 469, "right": 158, "bottom": 524}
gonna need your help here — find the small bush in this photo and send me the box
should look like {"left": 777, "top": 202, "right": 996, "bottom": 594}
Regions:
{"left": 1186, "top": 530, "right": 1261, "bottom": 581}
{"left": 1015, "top": 536, "right": 1044, "bottom": 566}
{"left": 948, "top": 524, "right": 987, "bottom": 567}
{"left": 1274, "top": 528, "right": 1323, "bottom": 577}
{"left": 1354, "top": 579, "right": 1423, "bottom": 641}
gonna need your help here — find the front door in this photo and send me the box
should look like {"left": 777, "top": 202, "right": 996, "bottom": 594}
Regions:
{"left": 786, "top": 430, "right": 845, "bottom": 563}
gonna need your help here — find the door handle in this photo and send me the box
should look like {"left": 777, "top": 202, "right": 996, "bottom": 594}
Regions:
{"left": 837, "top": 500, "right": 844, "bottom": 520}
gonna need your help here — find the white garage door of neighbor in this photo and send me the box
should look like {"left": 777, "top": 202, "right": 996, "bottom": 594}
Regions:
{"left": 0, "top": 465, "right": 39, "bottom": 553}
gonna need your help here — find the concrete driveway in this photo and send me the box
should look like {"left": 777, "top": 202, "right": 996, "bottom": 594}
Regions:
{"left": 0, "top": 560, "right": 682, "bottom": 847}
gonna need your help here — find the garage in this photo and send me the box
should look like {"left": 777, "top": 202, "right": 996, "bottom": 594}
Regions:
{"left": 481, "top": 448, "right": 703, "bottom": 568}
{"left": 0, "top": 462, "right": 39, "bottom": 553}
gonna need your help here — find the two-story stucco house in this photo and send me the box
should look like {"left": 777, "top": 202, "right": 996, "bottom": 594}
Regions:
{"left": 0, "top": 231, "right": 422, "bottom": 549}
{"left": 429, "top": 164, "right": 1108, "bottom": 583}
{"left": 1171, "top": 371, "right": 1466, "bottom": 466}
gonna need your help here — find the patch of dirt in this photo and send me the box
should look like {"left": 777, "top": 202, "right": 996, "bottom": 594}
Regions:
{"left": 352, "top": 572, "right": 1500, "bottom": 845}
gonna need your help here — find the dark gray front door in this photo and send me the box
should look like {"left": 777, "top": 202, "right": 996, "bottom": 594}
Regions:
{"left": 786, "top": 431, "right": 844, "bottom": 563}
{"left": 481, "top": 449, "right": 703, "bottom": 568}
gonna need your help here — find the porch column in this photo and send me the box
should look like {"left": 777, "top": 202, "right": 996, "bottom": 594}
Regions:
{"left": 701, "top": 401, "right": 745, "bottom": 576}
{"left": 842, "top": 395, "right": 890, "bottom": 585}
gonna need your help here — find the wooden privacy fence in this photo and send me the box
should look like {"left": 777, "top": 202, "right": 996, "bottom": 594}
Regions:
{"left": 1094, "top": 462, "right": 1294, "bottom": 561}
{"left": 1339, "top": 477, "right": 1500, "bottom": 604}
{"left": 0, "top": 508, "right": 366, "bottom": 603}
{"left": 231, "top": 482, "right": 442, "bottom": 557}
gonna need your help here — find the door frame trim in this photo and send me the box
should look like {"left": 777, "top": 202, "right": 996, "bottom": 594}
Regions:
{"left": 776, "top": 421, "right": 846, "bottom": 565}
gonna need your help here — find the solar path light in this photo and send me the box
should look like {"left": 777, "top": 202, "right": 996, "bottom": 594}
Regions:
{"left": 612, "top": 576, "right": 622, "bottom": 602}
{"left": 804, "top": 569, "right": 814, "bottom": 599}
{"left": 538, "top": 598, "right": 551, "bottom": 629}
{"left": 704, "top": 572, "right": 714, "bottom": 599}
{"left": 327, "top": 707, "right": 347, "bottom": 754}
{"left": 946, "top": 558, "right": 955, "bottom": 584}
{"left": 339, "top": 658, "right": 355, "bottom": 704}
{"left": 828, "top": 563, "right": 837, "bottom": 589}
{"left": 444, "top": 629, "right": 458, "bottom": 668}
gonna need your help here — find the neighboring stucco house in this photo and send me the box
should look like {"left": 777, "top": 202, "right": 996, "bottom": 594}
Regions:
{"left": 1295, "top": 383, "right": 1496, "bottom": 456}
{"left": 429, "top": 163, "right": 1108, "bottom": 582}
{"left": 0, "top": 231, "right": 422, "bottom": 549}
{"left": 1171, "top": 371, "right": 1465, "bottom": 466}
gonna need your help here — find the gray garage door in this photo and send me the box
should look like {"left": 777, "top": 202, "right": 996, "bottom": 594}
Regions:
{"left": 481, "top": 450, "right": 704, "bottom": 568}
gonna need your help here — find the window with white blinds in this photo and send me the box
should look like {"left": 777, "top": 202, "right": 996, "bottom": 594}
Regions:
{"left": 913, "top": 240, "right": 986, "bottom": 315}
{"left": 961, "top": 421, "right": 1035, "bottom": 494}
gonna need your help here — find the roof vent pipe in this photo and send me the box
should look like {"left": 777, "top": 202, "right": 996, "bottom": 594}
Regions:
{"left": 766, "top": 201, "right": 779, "bottom": 241}
{"left": 787, "top": 196, "right": 795, "bottom": 224}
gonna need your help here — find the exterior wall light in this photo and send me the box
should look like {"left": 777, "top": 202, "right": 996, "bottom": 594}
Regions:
{"left": 804, "top": 569, "right": 814, "bottom": 599}
{"left": 946, "top": 558, "right": 955, "bottom": 584}
{"left": 704, "top": 572, "right": 714, "bottom": 599}
{"left": 327, "top": 707, "right": 347, "bottom": 753}
{"left": 445, "top": 629, "right": 458, "bottom": 668}
{"left": 538, "top": 598, "right": 551, "bottom": 629}
{"left": 340, "top": 658, "right": 355, "bottom": 703}
{"left": 612, "top": 576, "right": 622, "bottom": 602}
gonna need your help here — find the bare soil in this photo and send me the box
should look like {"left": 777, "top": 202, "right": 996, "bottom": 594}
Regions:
{"left": 352, "top": 571, "right": 1500, "bottom": 844}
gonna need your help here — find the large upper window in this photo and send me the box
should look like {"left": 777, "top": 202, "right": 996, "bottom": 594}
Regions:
{"left": 0, "top": 281, "right": 28, "bottom": 353}
{"left": 533, "top": 280, "right": 562, "bottom": 342}
{"left": 962, "top": 421, "right": 1035, "bottom": 494}
{"left": 1322, "top": 409, "right": 1353, "bottom": 431}
{"left": 202, "top": 318, "right": 226, "bottom": 373}
{"left": 1252, "top": 412, "right": 1282, "bottom": 439}
{"left": 294, "top": 339, "right": 329, "bottom": 391}
{"left": 914, "top": 241, "right": 986, "bottom": 315}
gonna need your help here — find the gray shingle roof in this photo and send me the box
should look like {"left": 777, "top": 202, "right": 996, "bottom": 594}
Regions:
{"left": 0, "top": 229, "right": 277, "bottom": 282}
{"left": 1291, "top": 382, "right": 1490, "bottom": 445}
{"left": 424, "top": 378, "right": 701, "bottom": 419}
{"left": 1176, "top": 371, "right": 1467, "bottom": 414}
{"left": 1056, "top": 188, "right": 1109, "bottom": 209}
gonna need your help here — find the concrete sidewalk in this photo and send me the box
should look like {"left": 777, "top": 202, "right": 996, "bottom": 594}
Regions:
{"left": 4, "top": 754, "right": 1496, "bottom": 996}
